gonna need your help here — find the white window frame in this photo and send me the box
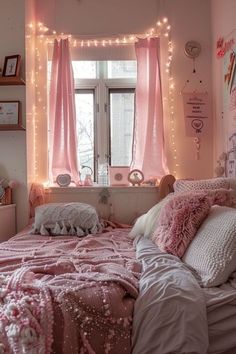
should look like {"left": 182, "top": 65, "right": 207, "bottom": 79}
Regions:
{"left": 74, "top": 65, "right": 137, "bottom": 182}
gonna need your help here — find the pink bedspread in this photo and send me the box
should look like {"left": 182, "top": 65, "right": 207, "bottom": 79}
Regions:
{"left": 0, "top": 228, "right": 141, "bottom": 354}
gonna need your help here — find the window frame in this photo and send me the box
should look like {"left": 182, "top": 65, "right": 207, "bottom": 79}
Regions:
{"left": 74, "top": 87, "right": 97, "bottom": 181}
{"left": 74, "top": 65, "right": 137, "bottom": 182}
{"left": 108, "top": 87, "right": 135, "bottom": 167}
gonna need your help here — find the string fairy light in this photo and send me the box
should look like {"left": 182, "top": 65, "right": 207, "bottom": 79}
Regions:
{"left": 167, "top": 38, "right": 179, "bottom": 177}
{"left": 27, "top": 16, "right": 178, "bottom": 181}
{"left": 37, "top": 16, "right": 172, "bottom": 47}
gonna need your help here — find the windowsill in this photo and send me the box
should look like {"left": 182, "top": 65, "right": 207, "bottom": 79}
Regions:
{"left": 44, "top": 184, "right": 158, "bottom": 193}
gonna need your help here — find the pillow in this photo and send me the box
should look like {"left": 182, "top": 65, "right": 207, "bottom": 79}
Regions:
{"left": 183, "top": 206, "right": 236, "bottom": 287}
{"left": 206, "top": 188, "right": 234, "bottom": 207}
{"left": 152, "top": 192, "right": 212, "bottom": 258}
{"left": 129, "top": 194, "right": 173, "bottom": 239}
{"left": 33, "top": 202, "right": 102, "bottom": 236}
{"left": 173, "top": 178, "right": 230, "bottom": 193}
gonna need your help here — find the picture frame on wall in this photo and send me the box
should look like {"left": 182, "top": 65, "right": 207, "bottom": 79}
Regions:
{"left": 2, "top": 55, "right": 21, "bottom": 77}
{"left": 0, "top": 101, "right": 23, "bottom": 130}
{"left": 109, "top": 166, "right": 130, "bottom": 186}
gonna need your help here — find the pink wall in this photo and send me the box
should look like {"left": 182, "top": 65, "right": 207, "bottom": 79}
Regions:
{"left": 211, "top": 0, "right": 236, "bottom": 171}
{"left": 0, "top": 0, "right": 28, "bottom": 231}
{"left": 164, "top": 0, "right": 213, "bottom": 179}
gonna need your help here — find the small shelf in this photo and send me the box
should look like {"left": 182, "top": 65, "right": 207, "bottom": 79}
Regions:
{"left": 0, "top": 125, "right": 25, "bottom": 131}
{"left": 0, "top": 76, "right": 25, "bottom": 86}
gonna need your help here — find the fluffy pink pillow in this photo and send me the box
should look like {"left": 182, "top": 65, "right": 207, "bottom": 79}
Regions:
{"left": 206, "top": 188, "right": 234, "bottom": 207}
{"left": 152, "top": 189, "right": 234, "bottom": 258}
{"left": 151, "top": 193, "right": 208, "bottom": 258}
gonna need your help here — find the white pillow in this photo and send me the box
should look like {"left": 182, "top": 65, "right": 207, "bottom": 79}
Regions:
{"left": 183, "top": 205, "right": 236, "bottom": 287}
{"left": 129, "top": 194, "right": 173, "bottom": 239}
{"left": 174, "top": 178, "right": 230, "bottom": 193}
{"left": 33, "top": 203, "right": 102, "bottom": 237}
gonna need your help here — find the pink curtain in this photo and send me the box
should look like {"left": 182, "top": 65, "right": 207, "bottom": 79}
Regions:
{"left": 49, "top": 38, "right": 80, "bottom": 183}
{"left": 131, "top": 37, "right": 169, "bottom": 179}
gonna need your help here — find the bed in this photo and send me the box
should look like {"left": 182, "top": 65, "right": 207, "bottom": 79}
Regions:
{"left": 132, "top": 175, "right": 236, "bottom": 354}
{"left": 0, "top": 175, "right": 236, "bottom": 354}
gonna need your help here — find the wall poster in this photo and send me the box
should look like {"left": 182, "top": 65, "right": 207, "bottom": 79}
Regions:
{"left": 182, "top": 92, "right": 210, "bottom": 137}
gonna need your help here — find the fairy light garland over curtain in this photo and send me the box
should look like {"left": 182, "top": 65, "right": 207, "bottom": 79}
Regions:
{"left": 131, "top": 37, "right": 169, "bottom": 179}
{"left": 28, "top": 17, "right": 179, "bottom": 184}
{"left": 49, "top": 38, "right": 80, "bottom": 183}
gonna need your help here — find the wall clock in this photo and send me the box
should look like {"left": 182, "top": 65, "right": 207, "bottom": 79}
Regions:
{"left": 184, "top": 41, "right": 201, "bottom": 58}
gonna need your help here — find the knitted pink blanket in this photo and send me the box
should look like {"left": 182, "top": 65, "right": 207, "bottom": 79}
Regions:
{"left": 0, "top": 229, "right": 141, "bottom": 353}
{"left": 0, "top": 268, "right": 53, "bottom": 354}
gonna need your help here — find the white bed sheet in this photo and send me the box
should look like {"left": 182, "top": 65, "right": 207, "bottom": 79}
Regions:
{"left": 132, "top": 237, "right": 236, "bottom": 354}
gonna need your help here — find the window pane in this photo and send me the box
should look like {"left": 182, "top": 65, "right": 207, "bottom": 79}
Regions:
{"left": 107, "top": 61, "right": 137, "bottom": 79}
{"left": 72, "top": 61, "right": 97, "bottom": 79}
{"left": 110, "top": 91, "right": 134, "bottom": 166}
{"left": 75, "top": 91, "right": 95, "bottom": 181}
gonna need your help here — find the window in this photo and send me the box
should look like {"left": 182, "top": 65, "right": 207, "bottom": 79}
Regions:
{"left": 75, "top": 90, "right": 95, "bottom": 181}
{"left": 109, "top": 89, "right": 135, "bottom": 166}
{"left": 72, "top": 61, "right": 96, "bottom": 79}
{"left": 73, "top": 60, "right": 137, "bottom": 182}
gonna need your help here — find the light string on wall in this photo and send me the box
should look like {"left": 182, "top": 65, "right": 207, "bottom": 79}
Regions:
{"left": 31, "top": 18, "right": 171, "bottom": 47}
{"left": 26, "top": 22, "right": 48, "bottom": 183}
{"left": 27, "top": 17, "right": 178, "bottom": 181}
{"left": 25, "top": 23, "right": 39, "bottom": 182}
{"left": 168, "top": 76, "right": 179, "bottom": 176}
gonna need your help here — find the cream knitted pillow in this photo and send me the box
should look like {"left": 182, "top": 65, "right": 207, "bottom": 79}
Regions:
{"left": 174, "top": 178, "right": 230, "bottom": 193}
{"left": 33, "top": 203, "right": 102, "bottom": 237}
{"left": 183, "top": 205, "right": 236, "bottom": 287}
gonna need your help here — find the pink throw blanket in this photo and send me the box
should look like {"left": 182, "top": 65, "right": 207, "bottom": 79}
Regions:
{"left": 0, "top": 229, "right": 141, "bottom": 353}
{"left": 0, "top": 268, "right": 53, "bottom": 354}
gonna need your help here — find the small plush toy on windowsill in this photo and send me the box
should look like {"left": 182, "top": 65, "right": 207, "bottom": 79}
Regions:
{"left": 0, "top": 178, "right": 18, "bottom": 205}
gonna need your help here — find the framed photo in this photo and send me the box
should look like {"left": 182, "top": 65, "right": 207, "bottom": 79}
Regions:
{"left": 2, "top": 55, "right": 21, "bottom": 77}
{"left": 109, "top": 166, "right": 130, "bottom": 186}
{"left": 0, "top": 101, "right": 21, "bottom": 130}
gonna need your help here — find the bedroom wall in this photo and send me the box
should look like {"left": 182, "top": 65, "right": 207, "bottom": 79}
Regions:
{"left": 35, "top": 0, "right": 213, "bottom": 180}
{"left": 0, "top": 0, "right": 213, "bottom": 230}
{"left": 164, "top": 0, "right": 212, "bottom": 179}
{"left": 211, "top": 0, "right": 236, "bottom": 172}
{"left": 0, "top": 0, "right": 28, "bottom": 231}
